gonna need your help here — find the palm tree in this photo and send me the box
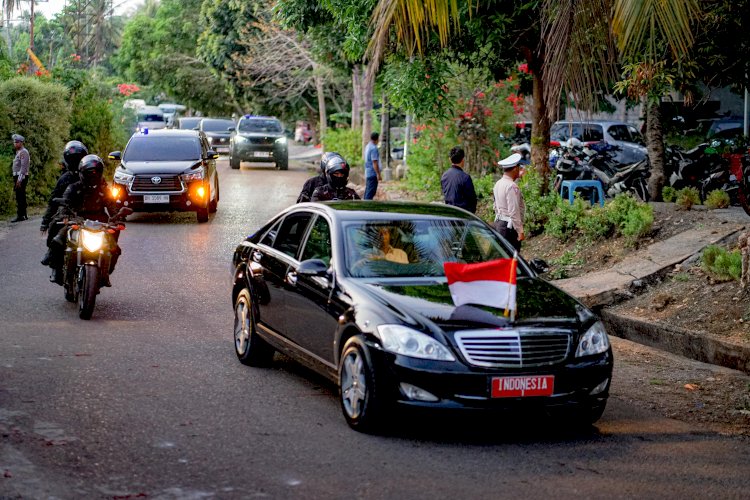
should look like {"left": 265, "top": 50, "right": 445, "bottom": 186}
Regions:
{"left": 2, "top": 0, "right": 21, "bottom": 52}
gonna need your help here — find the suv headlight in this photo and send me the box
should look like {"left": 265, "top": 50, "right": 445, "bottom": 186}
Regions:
{"left": 113, "top": 170, "right": 133, "bottom": 183}
{"left": 81, "top": 230, "right": 104, "bottom": 252}
{"left": 576, "top": 321, "right": 610, "bottom": 357}
{"left": 234, "top": 135, "right": 247, "bottom": 143}
{"left": 275, "top": 136, "right": 287, "bottom": 145}
{"left": 181, "top": 168, "right": 205, "bottom": 182}
{"left": 375, "top": 325, "right": 455, "bottom": 361}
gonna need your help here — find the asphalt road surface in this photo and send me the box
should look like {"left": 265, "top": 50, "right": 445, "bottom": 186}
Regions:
{"left": 1, "top": 151, "right": 748, "bottom": 499}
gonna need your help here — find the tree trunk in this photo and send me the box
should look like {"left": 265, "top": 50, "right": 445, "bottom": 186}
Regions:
{"left": 351, "top": 64, "right": 361, "bottom": 130}
{"left": 646, "top": 101, "right": 666, "bottom": 201}
{"left": 531, "top": 70, "right": 551, "bottom": 193}
{"left": 314, "top": 65, "right": 327, "bottom": 144}
{"left": 380, "top": 95, "right": 390, "bottom": 171}
{"left": 361, "top": 65, "right": 374, "bottom": 153}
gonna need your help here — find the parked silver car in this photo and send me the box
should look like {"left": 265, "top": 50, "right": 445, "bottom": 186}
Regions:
{"left": 551, "top": 121, "right": 647, "bottom": 165}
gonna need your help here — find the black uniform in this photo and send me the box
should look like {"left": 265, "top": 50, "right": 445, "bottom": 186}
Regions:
{"left": 297, "top": 174, "right": 327, "bottom": 203}
{"left": 441, "top": 165, "right": 477, "bottom": 213}
{"left": 41, "top": 170, "right": 79, "bottom": 234}
{"left": 311, "top": 185, "right": 360, "bottom": 202}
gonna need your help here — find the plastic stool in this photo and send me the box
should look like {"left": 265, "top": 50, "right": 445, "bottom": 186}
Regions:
{"left": 560, "top": 180, "right": 605, "bottom": 207}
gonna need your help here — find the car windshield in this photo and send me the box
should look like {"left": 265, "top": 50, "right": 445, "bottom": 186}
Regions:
{"left": 239, "top": 119, "right": 282, "bottom": 133}
{"left": 202, "top": 119, "right": 235, "bottom": 132}
{"left": 123, "top": 136, "right": 201, "bottom": 162}
{"left": 178, "top": 118, "right": 201, "bottom": 129}
{"left": 550, "top": 123, "right": 581, "bottom": 141}
{"left": 344, "top": 219, "right": 519, "bottom": 278}
{"left": 138, "top": 114, "right": 165, "bottom": 123}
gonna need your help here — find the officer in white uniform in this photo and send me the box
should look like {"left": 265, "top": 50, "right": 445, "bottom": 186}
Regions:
{"left": 492, "top": 153, "right": 525, "bottom": 252}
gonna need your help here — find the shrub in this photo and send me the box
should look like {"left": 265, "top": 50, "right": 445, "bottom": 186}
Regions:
{"left": 620, "top": 202, "right": 654, "bottom": 240}
{"left": 0, "top": 77, "right": 70, "bottom": 214}
{"left": 662, "top": 186, "right": 676, "bottom": 202}
{"left": 705, "top": 189, "right": 730, "bottom": 209}
{"left": 546, "top": 195, "right": 587, "bottom": 241}
{"left": 577, "top": 205, "right": 614, "bottom": 241}
{"left": 518, "top": 168, "right": 557, "bottom": 235}
{"left": 676, "top": 187, "right": 701, "bottom": 210}
{"left": 321, "top": 128, "right": 362, "bottom": 168}
{"left": 701, "top": 244, "right": 741, "bottom": 281}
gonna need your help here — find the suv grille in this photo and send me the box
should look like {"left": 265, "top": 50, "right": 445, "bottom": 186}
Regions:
{"left": 454, "top": 329, "right": 570, "bottom": 368}
{"left": 245, "top": 136, "right": 275, "bottom": 145}
{"left": 131, "top": 175, "right": 182, "bottom": 192}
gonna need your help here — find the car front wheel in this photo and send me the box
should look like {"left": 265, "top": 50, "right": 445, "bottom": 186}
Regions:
{"left": 234, "top": 288, "right": 274, "bottom": 366}
{"left": 338, "top": 336, "right": 386, "bottom": 432}
{"left": 230, "top": 153, "right": 241, "bottom": 169}
{"left": 276, "top": 154, "right": 288, "bottom": 170}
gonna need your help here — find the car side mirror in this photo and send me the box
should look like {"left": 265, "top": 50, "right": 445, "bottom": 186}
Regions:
{"left": 228, "top": 127, "right": 236, "bottom": 132}
{"left": 206, "top": 150, "right": 219, "bottom": 160}
{"left": 529, "top": 258, "right": 550, "bottom": 275}
{"left": 108, "top": 151, "right": 121, "bottom": 161}
{"left": 298, "top": 258, "right": 329, "bottom": 277}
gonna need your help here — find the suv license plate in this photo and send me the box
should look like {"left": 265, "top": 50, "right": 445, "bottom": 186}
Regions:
{"left": 143, "top": 195, "right": 169, "bottom": 203}
{"left": 254, "top": 151, "right": 271, "bottom": 158}
{"left": 491, "top": 375, "right": 554, "bottom": 398}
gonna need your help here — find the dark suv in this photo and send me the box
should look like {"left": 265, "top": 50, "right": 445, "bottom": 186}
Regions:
{"left": 109, "top": 129, "right": 219, "bottom": 223}
{"left": 229, "top": 115, "right": 288, "bottom": 170}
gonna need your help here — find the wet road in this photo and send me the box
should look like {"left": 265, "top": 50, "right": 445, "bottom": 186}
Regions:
{"left": 1, "top": 153, "right": 748, "bottom": 499}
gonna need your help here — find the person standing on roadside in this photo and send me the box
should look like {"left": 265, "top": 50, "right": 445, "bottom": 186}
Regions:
{"left": 11, "top": 134, "right": 29, "bottom": 223}
{"left": 441, "top": 146, "right": 476, "bottom": 213}
{"left": 493, "top": 153, "right": 525, "bottom": 252}
{"left": 364, "top": 132, "right": 381, "bottom": 200}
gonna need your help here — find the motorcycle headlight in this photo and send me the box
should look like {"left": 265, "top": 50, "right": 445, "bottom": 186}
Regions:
{"left": 576, "top": 321, "right": 610, "bottom": 357}
{"left": 81, "top": 230, "right": 104, "bottom": 252}
{"left": 181, "top": 168, "right": 205, "bottom": 182}
{"left": 375, "top": 325, "right": 455, "bottom": 361}
{"left": 113, "top": 170, "right": 133, "bottom": 183}
{"left": 275, "top": 136, "right": 287, "bottom": 145}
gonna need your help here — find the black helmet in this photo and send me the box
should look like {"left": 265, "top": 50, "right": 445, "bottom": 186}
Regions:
{"left": 320, "top": 151, "right": 342, "bottom": 174}
{"left": 79, "top": 154, "right": 104, "bottom": 188}
{"left": 325, "top": 156, "right": 350, "bottom": 189}
{"left": 63, "top": 141, "right": 88, "bottom": 173}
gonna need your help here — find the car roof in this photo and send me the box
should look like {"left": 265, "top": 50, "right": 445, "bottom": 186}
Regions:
{"left": 239, "top": 115, "right": 279, "bottom": 121}
{"left": 130, "top": 129, "right": 201, "bottom": 138}
{"left": 294, "top": 201, "right": 479, "bottom": 221}
{"left": 553, "top": 120, "right": 635, "bottom": 127}
{"left": 138, "top": 106, "right": 164, "bottom": 114}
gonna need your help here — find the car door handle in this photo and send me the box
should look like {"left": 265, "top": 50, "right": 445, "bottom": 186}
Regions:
{"left": 286, "top": 271, "right": 297, "bottom": 286}
{"left": 252, "top": 251, "right": 262, "bottom": 263}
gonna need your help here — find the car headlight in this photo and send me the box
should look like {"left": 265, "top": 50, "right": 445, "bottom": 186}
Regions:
{"left": 275, "top": 136, "right": 287, "bottom": 145}
{"left": 234, "top": 135, "right": 247, "bottom": 143}
{"left": 375, "top": 325, "right": 455, "bottom": 361}
{"left": 113, "top": 170, "right": 133, "bottom": 183}
{"left": 81, "top": 230, "right": 104, "bottom": 252}
{"left": 181, "top": 168, "right": 205, "bottom": 182}
{"left": 576, "top": 321, "right": 610, "bottom": 357}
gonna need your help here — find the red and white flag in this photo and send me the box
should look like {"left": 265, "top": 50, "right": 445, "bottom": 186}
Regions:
{"left": 444, "top": 257, "right": 517, "bottom": 313}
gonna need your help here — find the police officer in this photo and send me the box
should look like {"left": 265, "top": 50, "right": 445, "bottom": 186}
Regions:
{"left": 492, "top": 153, "right": 525, "bottom": 252}
{"left": 311, "top": 156, "right": 360, "bottom": 202}
{"left": 48, "top": 155, "right": 122, "bottom": 286}
{"left": 297, "top": 151, "right": 342, "bottom": 203}
{"left": 10, "top": 134, "right": 30, "bottom": 222}
{"left": 41, "top": 141, "right": 89, "bottom": 266}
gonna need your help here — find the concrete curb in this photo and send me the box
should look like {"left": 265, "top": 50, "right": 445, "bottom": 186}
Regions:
{"left": 601, "top": 310, "right": 750, "bottom": 374}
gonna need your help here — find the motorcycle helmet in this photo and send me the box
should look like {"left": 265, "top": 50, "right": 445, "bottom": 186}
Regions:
{"left": 79, "top": 154, "right": 105, "bottom": 189}
{"left": 62, "top": 141, "right": 88, "bottom": 173}
{"left": 319, "top": 151, "right": 342, "bottom": 174}
{"left": 325, "top": 156, "right": 350, "bottom": 190}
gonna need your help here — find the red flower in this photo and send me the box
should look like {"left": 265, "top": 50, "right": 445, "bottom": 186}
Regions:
{"left": 476, "top": 92, "right": 485, "bottom": 99}
{"left": 425, "top": 74, "right": 431, "bottom": 80}
{"left": 484, "top": 109, "right": 493, "bottom": 117}
{"left": 518, "top": 63, "right": 530, "bottom": 74}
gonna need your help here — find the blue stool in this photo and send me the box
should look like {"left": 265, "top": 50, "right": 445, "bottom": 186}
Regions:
{"left": 560, "top": 180, "right": 605, "bottom": 207}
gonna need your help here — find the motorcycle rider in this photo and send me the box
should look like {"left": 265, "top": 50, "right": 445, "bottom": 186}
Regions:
{"left": 311, "top": 155, "right": 361, "bottom": 202}
{"left": 48, "top": 154, "right": 122, "bottom": 286}
{"left": 297, "top": 151, "right": 343, "bottom": 203}
{"left": 41, "top": 141, "right": 89, "bottom": 267}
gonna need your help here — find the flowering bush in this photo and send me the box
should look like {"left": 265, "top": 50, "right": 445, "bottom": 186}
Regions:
{"left": 117, "top": 83, "right": 141, "bottom": 96}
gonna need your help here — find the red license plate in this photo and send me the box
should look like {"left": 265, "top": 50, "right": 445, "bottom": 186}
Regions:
{"left": 491, "top": 375, "right": 554, "bottom": 398}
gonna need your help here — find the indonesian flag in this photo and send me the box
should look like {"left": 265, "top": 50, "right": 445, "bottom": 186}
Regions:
{"left": 444, "top": 257, "right": 518, "bottom": 314}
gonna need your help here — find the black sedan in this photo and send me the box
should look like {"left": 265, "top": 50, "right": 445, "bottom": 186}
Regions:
{"left": 230, "top": 202, "right": 613, "bottom": 432}
{"left": 199, "top": 118, "right": 235, "bottom": 154}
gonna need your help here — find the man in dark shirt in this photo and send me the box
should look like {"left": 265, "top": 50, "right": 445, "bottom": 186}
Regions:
{"left": 297, "top": 151, "right": 342, "bottom": 203}
{"left": 441, "top": 146, "right": 477, "bottom": 213}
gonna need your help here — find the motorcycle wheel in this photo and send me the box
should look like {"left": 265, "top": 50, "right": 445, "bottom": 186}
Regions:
{"left": 78, "top": 265, "right": 99, "bottom": 320}
{"left": 63, "top": 260, "right": 76, "bottom": 302}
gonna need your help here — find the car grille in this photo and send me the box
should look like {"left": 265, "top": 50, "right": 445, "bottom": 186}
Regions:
{"left": 244, "top": 137, "right": 275, "bottom": 145}
{"left": 454, "top": 329, "right": 571, "bottom": 368}
{"left": 131, "top": 175, "right": 182, "bottom": 192}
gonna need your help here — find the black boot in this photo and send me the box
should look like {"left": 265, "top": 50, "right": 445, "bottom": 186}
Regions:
{"left": 41, "top": 250, "right": 50, "bottom": 266}
{"left": 50, "top": 267, "right": 64, "bottom": 285}
{"left": 10, "top": 215, "right": 27, "bottom": 223}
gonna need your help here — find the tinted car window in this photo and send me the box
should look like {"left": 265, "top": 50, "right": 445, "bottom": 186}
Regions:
{"left": 273, "top": 213, "right": 313, "bottom": 258}
{"left": 345, "top": 219, "right": 516, "bottom": 278}
{"left": 239, "top": 119, "right": 283, "bottom": 133}
{"left": 123, "top": 136, "right": 202, "bottom": 161}
{"left": 627, "top": 126, "right": 645, "bottom": 145}
{"left": 259, "top": 219, "right": 282, "bottom": 247}
{"left": 300, "top": 216, "right": 332, "bottom": 266}
{"left": 582, "top": 125, "right": 604, "bottom": 142}
{"left": 202, "top": 119, "right": 235, "bottom": 132}
{"left": 607, "top": 125, "right": 631, "bottom": 141}
{"left": 550, "top": 123, "right": 582, "bottom": 141}
{"left": 178, "top": 118, "right": 201, "bottom": 130}
{"left": 138, "top": 114, "right": 165, "bottom": 123}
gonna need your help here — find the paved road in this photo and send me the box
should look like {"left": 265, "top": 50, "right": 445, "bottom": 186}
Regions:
{"left": 1, "top": 154, "right": 748, "bottom": 499}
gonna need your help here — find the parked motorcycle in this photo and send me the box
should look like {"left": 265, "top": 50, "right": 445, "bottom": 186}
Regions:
{"left": 59, "top": 207, "right": 131, "bottom": 319}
